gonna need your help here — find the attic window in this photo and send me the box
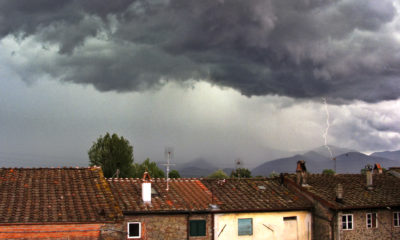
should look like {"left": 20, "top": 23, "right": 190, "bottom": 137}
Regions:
{"left": 128, "top": 222, "right": 141, "bottom": 238}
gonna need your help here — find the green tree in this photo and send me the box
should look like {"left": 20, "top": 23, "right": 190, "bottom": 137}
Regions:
{"left": 208, "top": 169, "right": 229, "bottom": 179}
{"left": 230, "top": 168, "right": 252, "bottom": 178}
{"left": 168, "top": 169, "right": 181, "bottom": 178}
{"left": 269, "top": 171, "right": 279, "bottom": 178}
{"left": 133, "top": 158, "right": 165, "bottom": 178}
{"left": 88, "top": 133, "right": 135, "bottom": 178}
{"left": 322, "top": 169, "right": 335, "bottom": 175}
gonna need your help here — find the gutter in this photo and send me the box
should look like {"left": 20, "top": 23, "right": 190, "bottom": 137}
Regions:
{"left": 122, "top": 207, "right": 313, "bottom": 216}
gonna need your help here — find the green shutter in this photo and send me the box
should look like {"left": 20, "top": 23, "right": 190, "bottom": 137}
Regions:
{"left": 190, "top": 220, "right": 206, "bottom": 236}
{"left": 238, "top": 218, "right": 253, "bottom": 235}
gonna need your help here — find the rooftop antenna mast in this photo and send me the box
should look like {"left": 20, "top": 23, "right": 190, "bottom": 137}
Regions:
{"left": 235, "top": 158, "right": 242, "bottom": 178}
{"left": 162, "top": 147, "right": 175, "bottom": 191}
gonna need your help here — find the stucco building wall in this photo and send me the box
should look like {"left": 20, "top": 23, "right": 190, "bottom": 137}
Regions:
{"left": 214, "top": 211, "right": 312, "bottom": 240}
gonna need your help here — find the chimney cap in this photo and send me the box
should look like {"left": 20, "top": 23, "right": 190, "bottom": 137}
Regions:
{"left": 365, "top": 164, "right": 373, "bottom": 171}
{"left": 142, "top": 172, "right": 152, "bottom": 182}
{"left": 374, "top": 163, "right": 383, "bottom": 173}
{"left": 296, "top": 160, "right": 307, "bottom": 172}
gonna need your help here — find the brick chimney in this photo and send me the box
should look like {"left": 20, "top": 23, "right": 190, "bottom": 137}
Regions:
{"left": 142, "top": 172, "right": 152, "bottom": 203}
{"left": 373, "top": 163, "right": 383, "bottom": 174}
{"left": 365, "top": 165, "right": 373, "bottom": 190}
{"left": 296, "top": 160, "right": 307, "bottom": 186}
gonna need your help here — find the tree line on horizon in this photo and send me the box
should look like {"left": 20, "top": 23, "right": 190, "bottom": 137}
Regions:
{"left": 88, "top": 133, "right": 343, "bottom": 179}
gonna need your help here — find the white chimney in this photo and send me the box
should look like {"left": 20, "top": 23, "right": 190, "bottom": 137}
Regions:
{"left": 142, "top": 172, "right": 152, "bottom": 203}
{"left": 336, "top": 183, "right": 343, "bottom": 202}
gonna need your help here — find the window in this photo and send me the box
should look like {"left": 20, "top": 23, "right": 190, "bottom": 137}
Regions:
{"left": 342, "top": 214, "right": 353, "bottom": 230}
{"left": 394, "top": 212, "right": 400, "bottom": 227}
{"left": 366, "top": 213, "right": 377, "bottom": 228}
{"left": 238, "top": 218, "right": 253, "bottom": 236}
{"left": 190, "top": 220, "right": 206, "bottom": 236}
{"left": 128, "top": 222, "right": 141, "bottom": 238}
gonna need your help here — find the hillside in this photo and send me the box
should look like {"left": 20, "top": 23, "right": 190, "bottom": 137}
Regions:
{"left": 335, "top": 152, "right": 400, "bottom": 173}
{"left": 252, "top": 146, "right": 400, "bottom": 176}
{"left": 175, "top": 158, "right": 217, "bottom": 178}
{"left": 370, "top": 150, "right": 400, "bottom": 161}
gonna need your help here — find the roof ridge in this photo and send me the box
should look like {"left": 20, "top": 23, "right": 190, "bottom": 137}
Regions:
{"left": 0, "top": 166, "right": 98, "bottom": 170}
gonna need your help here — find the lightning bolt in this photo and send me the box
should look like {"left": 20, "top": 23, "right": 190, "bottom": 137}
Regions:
{"left": 322, "top": 97, "right": 333, "bottom": 159}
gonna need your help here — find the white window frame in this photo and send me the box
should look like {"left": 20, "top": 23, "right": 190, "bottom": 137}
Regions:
{"left": 366, "top": 213, "right": 378, "bottom": 228}
{"left": 342, "top": 214, "right": 353, "bottom": 230}
{"left": 127, "top": 222, "right": 141, "bottom": 239}
{"left": 394, "top": 212, "right": 400, "bottom": 227}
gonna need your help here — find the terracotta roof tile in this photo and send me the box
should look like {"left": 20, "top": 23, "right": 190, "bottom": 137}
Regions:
{"left": 108, "top": 178, "right": 213, "bottom": 212}
{"left": 201, "top": 178, "right": 313, "bottom": 211}
{"left": 288, "top": 173, "right": 400, "bottom": 210}
{"left": 0, "top": 167, "right": 122, "bottom": 224}
{"left": 109, "top": 178, "right": 312, "bottom": 213}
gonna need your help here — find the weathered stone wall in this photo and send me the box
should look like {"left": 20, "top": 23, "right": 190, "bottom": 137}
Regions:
{"left": 312, "top": 201, "right": 334, "bottom": 240}
{"left": 122, "top": 213, "right": 212, "bottom": 240}
{"left": 284, "top": 179, "right": 332, "bottom": 240}
{"left": 337, "top": 209, "right": 400, "bottom": 240}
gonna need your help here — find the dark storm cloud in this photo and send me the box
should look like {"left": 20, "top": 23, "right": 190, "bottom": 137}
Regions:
{"left": 1, "top": 0, "right": 399, "bottom": 102}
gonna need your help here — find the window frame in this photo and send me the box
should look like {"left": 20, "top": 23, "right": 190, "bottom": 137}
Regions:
{"left": 394, "top": 212, "right": 400, "bottom": 227}
{"left": 366, "top": 213, "right": 378, "bottom": 228}
{"left": 238, "top": 218, "right": 253, "bottom": 236}
{"left": 189, "top": 219, "right": 207, "bottom": 237}
{"left": 127, "top": 222, "right": 141, "bottom": 239}
{"left": 342, "top": 214, "right": 353, "bottom": 230}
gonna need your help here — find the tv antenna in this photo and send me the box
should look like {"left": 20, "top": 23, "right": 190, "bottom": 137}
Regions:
{"left": 162, "top": 147, "right": 175, "bottom": 191}
{"left": 234, "top": 158, "right": 243, "bottom": 178}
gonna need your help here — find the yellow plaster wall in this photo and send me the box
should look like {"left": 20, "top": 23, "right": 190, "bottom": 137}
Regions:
{"left": 214, "top": 211, "right": 312, "bottom": 240}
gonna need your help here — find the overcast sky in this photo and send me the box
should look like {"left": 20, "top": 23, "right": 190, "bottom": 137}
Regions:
{"left": 1, "top": 0, "right": 400, "bottom": 168}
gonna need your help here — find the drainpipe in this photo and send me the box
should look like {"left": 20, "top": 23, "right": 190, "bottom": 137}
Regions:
{"left": 337, "top": 211, "right": 341, "bottom": 240}
{"left": 211, "top": 213, "right": 214, "bottom": 240}
{"left": 187, "top": 213, "right": 190, "bottom": 240}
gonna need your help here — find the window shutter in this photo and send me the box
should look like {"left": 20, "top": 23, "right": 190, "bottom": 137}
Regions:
{"left": 190, "top": 220, "right": 206, "bottom": 236}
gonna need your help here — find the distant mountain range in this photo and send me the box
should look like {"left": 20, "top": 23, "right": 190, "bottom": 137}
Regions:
{"left": 252, "top": 146, "right": 400, "bottom": 176}
{"left": 170, "top": 146, "right": 400, "bottom": 177}
{"left": 370, "top": 150, "right": 400, "bottom": 161}
{"left": 175, "top": 158, "right": 218, "bottom": 178}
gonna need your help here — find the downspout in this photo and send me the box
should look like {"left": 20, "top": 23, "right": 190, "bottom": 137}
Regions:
{"left": 336, "top": 211, "right": 341, "bottom": 240}
{"left": 211, "top": 213, "right": 214, "bottom": 240}
{"left": 187, "top": 213, "right": 190, "bottom": 240}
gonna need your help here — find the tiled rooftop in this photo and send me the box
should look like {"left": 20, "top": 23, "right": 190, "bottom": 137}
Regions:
{"left": 108, "top": 178, "right": 214, "bottom": 212}
{"left": 0, "top": 167, "right": 122, "bottom": 224}
{"left": 288, "top": 173, "right": 400, "bottom": 210}
{"left": 201, "top": 178, "right": 313, "bottom": 211}
{"left": 109, "top": 177, "right": 312, "bottom": 213}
